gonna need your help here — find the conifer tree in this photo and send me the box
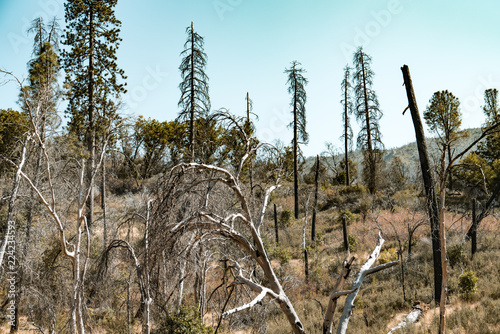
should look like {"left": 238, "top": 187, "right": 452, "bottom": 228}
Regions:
{"left": 340, "top": 65, "right": 353, "bottom": 186}
{"left": 353, "top": 47, "right": 383, "bottom": 193}
{"left": 285, "top": 61, "right": 308, "bottom": 219}
{"left": 62, "top": 0, "right": 126, "bottom": 229}
{"left": 178, "top": 22, "right": 210, "bottom": 162}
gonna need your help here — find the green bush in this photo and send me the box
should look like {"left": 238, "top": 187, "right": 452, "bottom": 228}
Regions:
{"left": 279, "top": 209, "right": 293, "bottom": 228}
{"left": 336, "top": 209, "right": 358, "bottom": 225}
{"left": 458, "top": 271, "right": 478, "bottom": 300}
{"left": 154, "top": 306, "right": 213, "bottom": 334}
{"left": 379, "top": 248, "right": 398, "bottom": 264}
{"left": 269, "top": 246, "right": 292, "bottom": 265}
{"left": 448, "top": 244, "right": 467, "bottom": 268}
{"left": 348, "top": 234, "right": 359, "bottom": 252}
{"left": 339, "top": 184, "right": 366, "bottom": 196}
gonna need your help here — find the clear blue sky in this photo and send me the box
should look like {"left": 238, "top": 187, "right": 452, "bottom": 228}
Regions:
{"left": 2, "top": 0, "right": 500, "bottom": 156}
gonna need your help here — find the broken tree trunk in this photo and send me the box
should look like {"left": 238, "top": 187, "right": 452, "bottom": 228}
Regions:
{"left": 401, "top": 64, "right": 442, "bottom": 304}
{"left": 387, "top": 301, "right": 429, "bottom": 334}
{"left": 323, "top": 256, "right": 355, "bottom": 334}
{"left": 337, "top": 233, "right": 399, "bottom": 334}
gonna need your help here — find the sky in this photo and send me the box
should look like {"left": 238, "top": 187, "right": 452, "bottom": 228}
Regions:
{"left": 1, "top": 0, "right": 500, "bottom": 157}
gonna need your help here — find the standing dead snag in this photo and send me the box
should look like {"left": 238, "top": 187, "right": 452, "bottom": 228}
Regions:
{"left": 401, "top": 65, "right": 442, "bottom": 304}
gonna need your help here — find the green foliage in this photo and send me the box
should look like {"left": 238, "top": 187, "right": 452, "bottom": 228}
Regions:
{"left": 62, "top": 0, "right": 126, "bottom": 142}
{"left": 269, "top": 245, "right": 292, "bottom": 265}
{"left": 458, "top": 271, "right": 478, "bottom": 300}
{"left": 339, "top": 184, "right": 366, "bottom": 196}
{"left": 348, "top": 234, "right": 358, "bottom": 252}
{"left": 424, "top": 90, "right": 462, "bottom": 142}
{"left": 379, "top": 248, "right": 398, "bottom": 264}
{"left": 279, "top": 209, "right": 293, "bottom": 228}
{"left": 154, "top": 306, "right": 213, "bottom": 334}
{"left": 336, "top": 209, "right": 358, "bottom": 225}
{"left": 448, "top": 244, "right": 467, "bottom": 268}
{"left": 0, "top": 109, "right": 29, "bottom": 173}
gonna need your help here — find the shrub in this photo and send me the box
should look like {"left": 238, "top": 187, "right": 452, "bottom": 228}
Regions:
{"left": 348, "top": 234, "right": 359, "bottom": 252}
{"left": 379, "top": 248, "right": 398, "bottom": 264}
{"left": 279, "top": 209, "right": 293, "bottom": 228}
{"left": 448, "top": 244, "right": 467, "bottom": 268}
{"left": 154, "top": 305, "right": 213, "bottom": 334}
{"left": 458, "top": 271, "right": 478, "bottom": 300}
{"left": 336, "top": 209, "right": 358, "bottom": 226}
{"left": 269, "top": 246, "right": 292, "bottom": 265}
{"left": 339, "top": 184, "right": 366, "bottom": 196}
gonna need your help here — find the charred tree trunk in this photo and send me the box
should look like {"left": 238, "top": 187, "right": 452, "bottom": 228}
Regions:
{"left": 342, "top": 215, "right": 349, "bottom": 254}
{"left": 274, "top": 204, "right": 279, "bottom": 245}
{"left": 465, "top": 179, "right": 500, "bottom": 239}
{"left": 344, "top": 75, "right": 350, "bottom": 187}
{"left": 311, "top": 155, "right": 320, "bottom": 241}
{"left": 361, "top": 53, "right": 375, "bottom": 194}
{"left": 401, "top": 65, "right": 442, "bottom": 304}
{"left": 293, "top": 85, "right": 299, "bottom": 219}
{"left": 471, "top": 198, "right": 477, "bottom": 258}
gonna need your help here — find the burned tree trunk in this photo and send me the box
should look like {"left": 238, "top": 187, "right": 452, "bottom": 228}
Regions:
{"left": 471, "top": 198, "right": 477, "bottom": 257}
{"left": 312, "top": 155, "right": 320, "bottom": 241}
{"left": 401, "top": 65, "right": 442, "bottom": 304}
{"left": 274, "top": 204, "right": 279, "bottom": 245}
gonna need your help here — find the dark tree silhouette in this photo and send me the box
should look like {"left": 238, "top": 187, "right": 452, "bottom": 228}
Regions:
{"left": 353, "top": 47, "right": 383, "bottom": 193}
{"left": 178, "top": 21, "right": 210, "bottom": 162}
{"left": 340, "top": 65, "right": 353, "bottom": 186}
{"left": 285, "top": 61, "right": 308, "bottom": 219}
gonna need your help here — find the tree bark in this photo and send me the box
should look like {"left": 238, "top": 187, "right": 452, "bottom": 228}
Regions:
{"left": 274, "top": 204, "right": 279, "bottom": 245}
{"left": 401, "top": 65, "right": 442, "bottom": 304}
{"left": 342, "top": 215, "right": 349, "bottom": 254}
{"left": 312, "top": 155, "right": 320, "bottom": 241}
{"left": 336, "top": 234, "right": 398, "bottom": 334}
{"left": 471, "top": 198, "right": 477, "bottom": 257}
{"left": 344, "top": 71, "right": 350, "bottom": 187}
{"left": 293, "top": 73, "right": 299, "bottom": 219}
{"left": 361, "top": 52, "right": 375, "bottom": 193}
{"left": 85, "top": 5, "right": 96, "bottom": 237}
{"left": 189, "top": 21, "right": 196, "bottom": 162}
{"left": 102, "top": 155, "right": 107, "bottom": 252}
{"left": 323, "top": 256, "right": 355, "bottom": 334}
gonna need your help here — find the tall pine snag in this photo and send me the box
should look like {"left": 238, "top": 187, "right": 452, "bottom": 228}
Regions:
{"left": 62, "top": 0, "right": 126, "bottom": 229}
{"left": 178, "top": 21, "right": 210, "bottom": 162}
{"left": 353, "top": 47, "right": 383, "bottom": 193}
{"left": 340, "top": 65, "right": 353, "bottom": 186}
{"left": 285, "top": 61, "right": 308, "bottom": 219}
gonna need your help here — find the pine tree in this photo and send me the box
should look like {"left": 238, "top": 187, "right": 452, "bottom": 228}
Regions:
{"left": 340, "top": 65, "right": 353, "bottom": 186}
{"left": 424, "top": 90, "right": 462, "bottom": 190}
{"left": 285, "top": 61, "right": 308, "bottom": 219}
{"left": 62, "top": 0, "right": 126, "bottom": 230}
{"left": 353, "top": 47, "right": 383, "bottom": 193}
{"left": 178, "top": 22, "right": 210, "bottom": 162}
{"left": 477, "top": 89, "right": 500, "bottom": 164}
